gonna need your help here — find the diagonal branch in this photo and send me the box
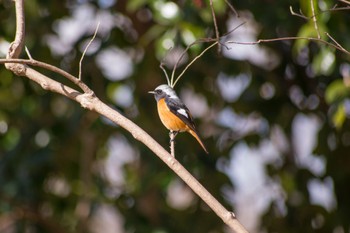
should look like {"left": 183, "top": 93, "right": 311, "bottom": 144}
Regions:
{"left": 2, "top": 58, "right": 248, "bottom": 233}
{"left": 338, "top": 0, "right": 350, "bottom": 5}
{"left": 1, "top": 58, "right": 94, "bottom": 94}
{"left": 1, "top": 1, "right": 248, "bottom": 232}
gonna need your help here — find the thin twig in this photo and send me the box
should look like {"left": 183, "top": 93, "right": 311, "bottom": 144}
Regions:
{"left": 79, "top": 22, "right": 100, "bottom": 80}
{"left": 173, "top": 41, "right": 218, "bottom": 87}
{"left": 325, "top": 32, "right": 347, "bottom": 52}
{"left": 159, "top": 47, "right": 173, "bottom": 86}
{"left": 209, "top": 0, "right": 221, "bottom": 53}
{"left": 289, "top": 6, "right": 309, "bottom": 19}
{"left": 221, "top": 21, "right": 247, "bottom": 38}
{"left": 326, "top": 6, "right": 350, "bottom": 11}
{"left": 224, "top": 0, "right": 239, "bottom": 17}
{"left": 226, "top": 36, "right": 350, "bottom": 56}
{"left": 160, "top": 62, "right": 171, "bottom": 86}
{"left": 310, "top": 0, "right": 321, "bottom": 39}
{"left": 168, "top": 21, "right": 246, "bottom": 87}
{"left": 290, "top": 6, "right": 309, "bottom": 19}
{"left": 170, "top": 38, "right": 211, "bottom": 87}
{"left": 290, "top": 3, "right": 350, "bottom": 21}
{"left": 168, "top": 22, "right": 245, "bottom": 88}
{"left": 25, "top": 46, "right": 33, "bottom": 60}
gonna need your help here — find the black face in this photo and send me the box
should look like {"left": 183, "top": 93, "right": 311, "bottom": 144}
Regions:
{"left": 152, "top": 89, "right": 166, "bottom": 101}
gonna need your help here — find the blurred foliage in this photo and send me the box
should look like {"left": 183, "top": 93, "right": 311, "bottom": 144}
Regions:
{"left": 1, "top": 0, "right": 350, "bottom": 232}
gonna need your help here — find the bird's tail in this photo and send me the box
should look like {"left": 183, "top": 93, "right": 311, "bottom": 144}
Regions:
{"left": 188, "top": 129, "right": 209, "bottom": 154}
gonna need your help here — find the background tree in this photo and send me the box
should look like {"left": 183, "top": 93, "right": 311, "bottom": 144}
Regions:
{"left": 1, "top": 0, "right": 350, "bottom": 232}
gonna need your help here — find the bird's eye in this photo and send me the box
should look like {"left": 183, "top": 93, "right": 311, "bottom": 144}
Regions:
{"left": 156, "top": 89, "right": 162, "bottom": 94}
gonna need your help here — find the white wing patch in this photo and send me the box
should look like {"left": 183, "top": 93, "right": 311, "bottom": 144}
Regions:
{"left": 177, "top": 108, "right": 189, "bottom": 119}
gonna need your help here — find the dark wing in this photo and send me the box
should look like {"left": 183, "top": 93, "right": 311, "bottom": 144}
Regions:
{"left": 165, "top": 97, "right": 197, "bottom": 132}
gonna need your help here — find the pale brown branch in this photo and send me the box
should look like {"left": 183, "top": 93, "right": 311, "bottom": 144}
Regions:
{"left": 338, "top": 0, "right": 350, "bottom": 5}
{"left": 1, "top": 60, "right": 248, "bottom": 233}
{"left": 328, "top": 5, "right": 350, "bottom": 11}
{"left": 170, "top": 38, "right": 213, "bottom": 87}
{"left": 222, "top": 21, "right": 247, "bottom": 38}
{"left": 169, "top": 22, "right": 245, "bottom": 88}
{"left": 224, "top": 0, "right": 239, "bottom": 17}
{"left": 79, "top": 21, "right": 100, "bottom": 80}
{"left": 159, "top": 48, "right": 172, "bottom": 85}
{"left": 25, "top": 46, "right": 33, "bottom": 60}
{"left": 1, "top": 58, "right": 93, "bottom": 94}
{"left": 289, "top": 6, "right": 308, "bottom": 19}
{"left": 325, "top": 32, "right": 348, "bottom": 52}
{"left": 209, "top": 0, "right": 221, "bottom": 53}
{"left": 290, "top": 4, "right": 350, "bottom": 21}
{"left": 5, "top": 0, "right": 25, "bottom": 70}
{"left": 226, "top": 36, "right": 350, "bottom": 56}
{"left": 2, "top": 1, "right": 248, "bottom": 232}
{"left": 173, "top": 41, "right": 218, "bottom": 87}
{"left": 310, "top": 0, "right": 321, "bottom": 39}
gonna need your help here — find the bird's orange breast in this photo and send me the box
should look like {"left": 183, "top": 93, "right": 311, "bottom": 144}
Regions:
{"left": 157, "top": 98, "right": 188, "bottom": 132}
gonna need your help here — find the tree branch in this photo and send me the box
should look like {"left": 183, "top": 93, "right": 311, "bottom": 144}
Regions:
{"left": 2, "top": 0, "right": 248, "bottom": 232}
{"left": 0, "top": 58, "right": 93, "bottom": 94}
{"left": 209, "top": 0, "right": 221, "bottom": 53}
{"left": 226, "top": 36, "right": 350, "bottom": 56}
{"left": 79, "top": 21, "right": 100, "bottom": 80}
{"left": 310, "top": 0, "right": 321, "bottom": 39}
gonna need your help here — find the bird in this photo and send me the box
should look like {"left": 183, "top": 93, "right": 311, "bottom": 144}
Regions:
{"left": 148, "top": 84, "right": 208, "bottom": 154}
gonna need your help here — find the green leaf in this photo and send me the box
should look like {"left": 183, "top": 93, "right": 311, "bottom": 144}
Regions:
{"left": 126, "top": 0, "right": 148, "bottom": 12}
{"left": 325, "top": 80, "right": 350, "bottom": 104}
{"left": 332, "top": 103, "right": 346, "bottom": 129}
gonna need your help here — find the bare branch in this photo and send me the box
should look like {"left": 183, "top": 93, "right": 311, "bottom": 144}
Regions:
{"left": 226, "top": 36, "right": 350, "bottom": 56}
{"left": 173, "top": 41, "right": 218, "bottom": 87}
{"left": 289, "top": 6, "right": 309, "bottom": 19}
{"left": 1, "top": 1, "right": 249, "bottom": 232}
{"left": 224, "top": 0, "right": 239, "bottom": 17}
{"left": 25, "top": 46, "right": 33, "bottom": 60}
{"left": 160, "top": 62, "right": 171, "bottom": 86}
{"left": 290, "top": 3, "right": 350, "bottom": 21}
{"left": 159, "top": 47, "right": 173, "bottom": 86}
{"left": 5, "top": 0, "right": 25, "bottom": 70}
{"left": 79, "top": 21, "right": 100, "bottom": 80}
{"left": 221, "top": 21, "right": 247, "bottom": 38}
{"left": 169, "top": 22, "right": 245, "bottom": 88}
{"left": 310, "top": 0, "right": 321, "bottom": 39}
{"left": 209, "top": 0, "right": 221, "bottom": 53}
{"left": 1, "top": 58, "right": 94, "bottom": 95}
{"left": 325, "top": 32, "right": 348, "bottom": 52}
{"left": 170, "top": 38, "right": 212, "bottom": 87}
{"left": 327, "top": 5, "right": 350, "bottom": 11}
{"left": 338, "top": 0, "right": 350, "bottom": 5}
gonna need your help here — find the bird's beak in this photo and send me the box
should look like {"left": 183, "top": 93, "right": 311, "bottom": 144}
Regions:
{"left": 148, "top": 91, "right": 155, "bottom": 94}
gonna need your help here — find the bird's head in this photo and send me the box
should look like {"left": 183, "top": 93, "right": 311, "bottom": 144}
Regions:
{"left": 148, "top": 84, "right": 179, "bottom": 101}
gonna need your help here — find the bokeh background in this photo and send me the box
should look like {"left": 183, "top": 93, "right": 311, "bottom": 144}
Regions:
{"left": 1, "top": 0, "right": 350, "bottom": 232}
